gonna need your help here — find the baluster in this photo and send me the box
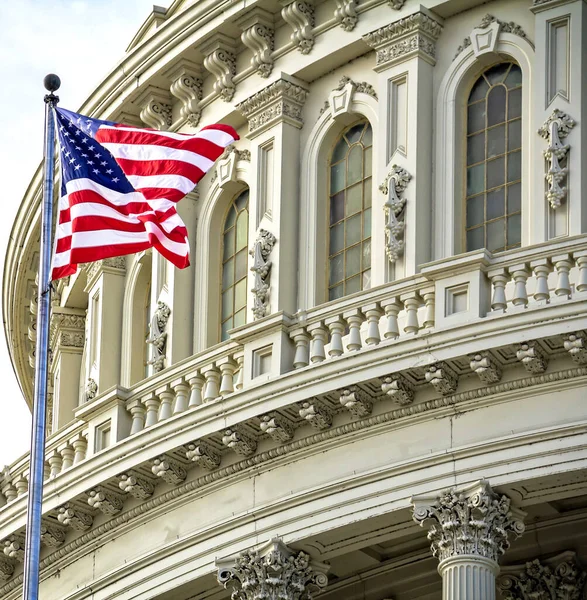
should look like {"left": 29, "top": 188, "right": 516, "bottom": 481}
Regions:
{"left": 234, "top": 353, "right": 245, "bottom": 391}
{"left": 172, "top": 380, "right": 190, "bottom": 414}
{"left": 308, "top": 323, "right": 328, "bottom": 363}
{"left": 381, "top": 298, "right": 402, "bottom": 340}
{"left": 575, "top": 251, "right": 587, "bottom": 293}
{"left": 488, "top": 268, "right": 509, "bottom": 311}
{"left": 363, "top": 304, "right": 383, "bottom": 346}
{"left": 60, "top": 444, "right": 75, "bottom": 471}
{"left": 203, "top": 366, "right": 221, "bottom": 402}
{"left": 218, "top": 358, "right": 237, "bottom": 396}
{"left": 143, "top": 393, "right": 161, "bottom": 428}
{"left": 48, "top": 450, "right": 62, "bottom": 478}
{"left": 420, "top": 287, "right": 435, "bottom": 329}
{"left": 13, "top": 475, "right": 28, "bottom": 496}
{"left": 187, "top": 373, "right": 205, "bottom": 407}
{"left": 531, "top": 259, "right": 551, "bottom": 303}
{"left": 509, "top": 264, "right": 530, "bottom": 308}
{"left": 344, "top": 309, "right": 364, "bottom": 351}
{"left": 127, "top": 400, "right": 146, "bottom": 435}
{"left": 290, "top": 328, "right": 310, "bottom": 368}
{"left": 400, "top": 292, "right": 421, "bottom": 334}
{"left": 43, "top": 461, "right": 51, "bottom": 481}
{"left": 553, "top": 253, "right": 572, "bottom": 298}
{"left": 326, "top": 316, "right": 345, "bottom": 357}
{"left": 158, "top": 387, "right": 174, "bottom": 421}
{"left": 72, "top": 433, "right": 88, "bottom": 463}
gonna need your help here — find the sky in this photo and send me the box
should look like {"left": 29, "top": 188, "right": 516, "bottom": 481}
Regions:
{"left": 0, "top": 0, "right": 171, "bottom": 466}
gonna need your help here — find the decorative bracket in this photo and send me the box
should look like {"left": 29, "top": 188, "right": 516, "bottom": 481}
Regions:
{"left": 222, "top": 428, "right": 257, "bottom": 456}
{"left": 380, "top": 165, "right": 411, "bottom": 263}
{"left": 259, "top": 413, "right": 295, "bottom": 442}
{"left": 201, "top": 34, "right": 237, "bottom": 102}
{"left": 249, "top": 229, "right": 277, "bottom": 319}
{"left": 334, "top": 0, "right": 358, "bottom": 31}
{"left": 168, "top": 60, "right": 203, "bottom": 127}
{"left": 186, "top": 441, "right": 221, "bottom": 470}
{"left": 146, "top": 301, "right": 170, "bottom": 373}
{"left": 238, "top": 8, "right": 275, "bottom": 78}
{"left": 538, "top": 109, "right": 576, "bottom": 209}
{"left": 136, "top": 86, "right": 173, "bottom": 131}
{"left": 280, "top": 0, "right": 315, "bottom": 54}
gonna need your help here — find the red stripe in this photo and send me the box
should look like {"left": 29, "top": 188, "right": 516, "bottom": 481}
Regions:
{"left": 136, "top": 187, "right": 185, "bottom": 203}
{"left": 116, "top": 157, "right": 205, "bottom": 183}
{"left": 70, "top": 242, "right": 152, "bottom": 264}
{"left": 52, "top": 263, "right": 77, "bottom": 280}
{"left": 201, "top": 123, "right": 240, "bottom": 140}
{"left": 67, "top": 189, "right": 163, "bottom": 217}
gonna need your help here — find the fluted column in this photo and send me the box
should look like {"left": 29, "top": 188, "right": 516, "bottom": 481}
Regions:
{"left": 412, "top": 480, "right": 526, "bottom": 600}
{"left": 216, "top": 537, "right": 329, "bottom": 599}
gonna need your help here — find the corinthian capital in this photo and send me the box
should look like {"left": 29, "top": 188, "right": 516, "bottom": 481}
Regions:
{"left": 217, "top": 537, "right": 329, "bottom": 600}
{"left": 412, "top": 480, "right": 525, "bottom": 564}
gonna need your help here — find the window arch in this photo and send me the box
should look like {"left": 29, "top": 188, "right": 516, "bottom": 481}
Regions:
{"left": 221, "top": 189, "right": 249, "bottom": 341}
{"left": 328, "top": 121, "right": 372, "bottom": 301}
{"left": 465, "top": 62, "right": 522, "bottom": 253}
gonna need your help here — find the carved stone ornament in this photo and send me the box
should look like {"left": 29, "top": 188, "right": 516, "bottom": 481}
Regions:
{"left": 237, "top": 76, "right": 309, "bottom": 138}
{"left": 201, "top": 34, "right": 237, "bottom": 102}
{"left": 389, "top": 0, "right": 406, "bottom": 8}
{"left": 40, "top": 524, "right": 67, "bottom": 547}
{"left": 516, "top": 341, "right": 548, "bottom": 374}
{"left": 238, "top": 8, "right": 275, "bottom": 78}
{"left": 211, "top": 144, "right": 250, "bottom": 186}
{"left": 563, "top": 332, "right": 587, "bottom": 365}
{"left": 538, "top": 109, "right": 576, "bottom": 209}
{"left": 334, "top": 0, "right": 358, "bottom": 32}
{"left": 217, "top": 537, "right": 329, "bottom": 600}
{"left": 259, "top": 414, "right": 295, "bottom": 442}
{"left": 118, "top": 472, "right": 155, "bottom": 499}
{"left": 469, "top": 351, "right": 502, "bottom": 383}
{"left": 83, "top": 256, "right": 126, "bottom": 288}
{"left": 57, "top": 503, "right": 93, "bottom": 530}
{"left": 280, "top": 0, "right": 315, "bottom": 54}
{"left": 151, "top": 456, "right": 187, "bottom": 485}
{"left": 363, "top": 12, "right": 443, "bottom": 70}
{"left": 146, "top": 301, "right": 171, "bottom": 373}
{"left": 87, "top": 487, "right": 124, "bottom": 515}
{"left": 168, "top": 61, "right": 203, "bottom": 127}
{"left": 379, "top": 165, "right": 411, "bottom": 263}
{"left": 381, "top": 373, "right": 414, "bottom": 405}
{"left": 339, "top": 386, "right": 373, "bottom": 417}
{"left": 424, "top": 362, "right": 458, "bottom": 395}
{"left": 137, "top": 87, "right": 173, "bottom": 131}
{"left": 3, "top": 535, "right": 25, "bottom": 562}
{"left": 84, "top": 378, "right": 97, "bottom": 402}
{"left": 49, "top": 311, "right": 86, "bottom": 351}
{"left": 0, "top": 555, "right": 14, "bottom": 582}
{"left": 497, "top": 551, "right": 587, "bottom": 600}
{"left": 222, "top": 428, "right": 257, "bottom": 456}
{"left": 322, "top": 76, "right": 378, "bottom": 118}
{"left": 185, "top": 442, "right": 221, "bottom": 470}
{"left": 412, "top": 480, "right": 526, "bottom": 564}
{"left": 298, "top": 400, "right": 333, "bottom": 430}
{"left": 250, "top": 229, "right": 277, "bottom": 319}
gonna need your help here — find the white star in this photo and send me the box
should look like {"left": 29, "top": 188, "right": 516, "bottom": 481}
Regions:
{"left": 69, "top": 158, "right": 76, "bottom": 164}
{"left": 75, "top": 130, "right": 82, "bottom": 136}
{"left": 87, "top": 160, "right": 94, "bottom": 165}
{"left": 74, "top": 164, "right": 82, "bottom": 171}
{"left": 82, "top": 138, "right": 88, "bottom": 144}
{"left": 59, "top": 125, "right": 65, "bottom": 132}
{"left": 106, "top": 169, "right": 113, "bottom": 174}
{"left": 64, "top": 151, "right": 70, "bottom": 158}
{"left": 81, "top": 153, "right": 88, "bottom": 158}
{"left": 63, "top": 131, "right": 70, "bottom": 137}
{"left": 100, "top": 161, "right": 107, "bottom": 166}
{"left": 94, "top": 153, "right": 101, "bottom": 159}
{"left": 93, "top": 168, "right": 100, "bottom": 174}
{"left": 75, "top": 146, "right": 82, "bottom": 151}
{"left": 112, "top": 177, "right": 119, "bottom": 183}
{"left": 88, "top": 146, "right": 95, "bottom": 152}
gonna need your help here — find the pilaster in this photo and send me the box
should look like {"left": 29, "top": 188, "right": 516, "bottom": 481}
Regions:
{"left": 363, "top": 9, "right": 442, "bottom": 280}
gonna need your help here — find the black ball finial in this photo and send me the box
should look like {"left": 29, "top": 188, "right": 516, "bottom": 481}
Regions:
{"left": 43, "top": 74, "right": 61, "bottom": 92}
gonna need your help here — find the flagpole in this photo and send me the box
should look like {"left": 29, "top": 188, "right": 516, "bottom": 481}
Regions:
{"left": 22, "top": 74, "right": 60, "bottom": 600}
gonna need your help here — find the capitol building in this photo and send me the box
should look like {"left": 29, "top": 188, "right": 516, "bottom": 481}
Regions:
{"left": 2, "top": 0, "right": 587, "bottom": 598}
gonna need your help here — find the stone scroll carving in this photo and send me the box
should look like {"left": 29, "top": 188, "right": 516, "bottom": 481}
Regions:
{"left": 137, "top": 88, "right": 172, "bottom": 131}
{"left": 280, "top": 0, "right": 315, "bottom": 55}
{"left": 334, "top": 0, "right": 358, "bottom": 31}
{"left": 169, "top": 62, "right": 203, "bottom": 127}
{"left": 146, "top": 301, "right": 171, "bottom": 373}
{"left": 538, "top": 109, "right": 576, "bottom": 209}
{"left": 249, "top": 229, "right": 277, "bottom": 320}
{"left": 239, "top": 9, "right": 275, "bottom": 78}
{"left": 201, "top": 35, "right": 237, "bottom": 102}
{"left": 380, "top": 166, "right": 411, "bottom": 263}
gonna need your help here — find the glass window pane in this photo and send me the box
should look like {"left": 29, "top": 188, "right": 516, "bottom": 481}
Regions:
{"left": 224, "top": 206, "right": 236, "bottom": 229}
{"left": 234, "top": 279, "right": 246, "bottom": 310}
{"left": 487, "top": 218, "right": 505, "bottom": 252}
{"left": 469, "top": 78, "right": 489, "bottom": 103}
{"left": 362, "top": 270, "right": 371, "bottom": 290}
{"left": 329, "top": 253, "right": 343, "bottom": 285}
{"left": 345, "top": 123, "right": 364, "bottom": 145}
{"left": 467, "top": 195, "right": 484, "bottom": 228}
{"left": 487, "top": 85, "right": 506, "bottom": 126}
{"left": 467, "top": 226, "right": 484, "bottom": 251}
{"left": 346, "top": 275, "right": 361, "bottom": 295}
{"left": 330, "top": 222, "right": 344, "bottom": 255}
{"left": 487, "top": 187, "right": 505, "bottom": 220}
{"left": 347, "top": 145, "right": 363, "bottom": 185}
{"left": 508, "top": 87, "right": 522, "bottom": 120}
{"left": 346, "top": 184, "right": 362, "bottom": 215}
{"left": 329, "top": 284, "right": 343, "bottom": 301}
{"left": 467, "top": 132, "right": 485, "bottom": 165}
{"left": 505, "top": 64, "right": 522, "bottom": 89}
{"left": 223, "top": 228, "right": 235, "bottom": 261}
{"left": 234, "top": 309, "right": 246, "bottom": 328}
{"left": 362, "top": 125, "right": 373, "bottom": 147}
{"left": 487, "top": 124, "right": 505, "bottom": 158}
{"left": 467, "top": 164, "right": 485, "bottom": 196}
{"left": 364, "top": 178, "right": 372, "bottom": 208}
{"left": 507, "top": 213, "right": 522, "bottom": 247}
{"left": 222, "top": 288, "right": 233, "bottom": 321}
{"left": 364, "top": 146, "right": 372, "bottom": 175}
{"left": 507, "top": 182, "right": 521, "bottom": 213}
{"left": 330, "top": 162, "right": 345, "bottom": 194}
{"left": 235, "top": 249, "right": 247, "bottom": 281}
{"left": 222, "top": 258, "right": 234, "bottom": 290}
{"left": 330, "top": 191, "right": 344, "bottom": 224}
{"left": 236, "top": 211, "right": 248, "bottom": 249}
{"left": 236, "top": 190, "right": 249, "bottom": 211}
{"left": 485, "top": 63, "right": 510, "bottom": 85}
{"left": 363, "top": 208, "right": 371, "bottom": 239}
{"left": 467, "top": 102, "right": 486, "bottom": 134}
{"left": 508, "top": 119, "right": 521, "bottom": 151}
{"left": 221, "top": 318, "right": 233, "bottom": 341}
{"left": 331, "top": 137, "right": 348, "bottom": 164}
{"left": 487, "top": 156, "right": 505, "bottom": 189}
{"left": 345, "top": 245, "right": 361, "bottom": 278}
{"left": 508, "top": 151, "right": 521, "bottom": 182}
{"left": 346, "top": 213, "right": 362, "bottom": 246}
{"left": 362, "top": 240, "right": 371, "bottom": 267}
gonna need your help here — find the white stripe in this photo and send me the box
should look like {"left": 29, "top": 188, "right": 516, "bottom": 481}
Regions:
{"left": 52, "top": 250, "right": 72, "bottom": 268}
{"left": 102, "top": 142, "right": 214, "bottom": 172}
{"left": 127, "top": 173, "right": 195, "bottom": 194}
{"left": 194, "top": 128, "right": 236, "bottom": 148}
{"left": 64, "top": 178, "right": 144, "bottom": 206}
{"left": 70, "top": 201, "right": 142, "bottom": 224}
{"left": 99, "top": 124, "right": 236, "bottom": 147}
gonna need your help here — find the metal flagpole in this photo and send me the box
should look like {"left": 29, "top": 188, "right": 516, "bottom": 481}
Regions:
{"left": 22, "top": 73, "right": 60, "bottom": 600}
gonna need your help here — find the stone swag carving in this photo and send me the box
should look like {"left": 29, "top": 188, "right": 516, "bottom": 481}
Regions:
{"left": 146, "top": 301, "right": 171, "bottom": 373}
{"left": 249, "top": 229, "right": 277, "bottom": 319}
{"left": 379, "top": 166, "right": 411, "bottom": 262}
{"left": 538, "top": 109, "right": 576, "bottom": 210}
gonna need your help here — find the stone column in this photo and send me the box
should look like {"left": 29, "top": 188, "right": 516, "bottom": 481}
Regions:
{"left": 216, "top": 537, "right": 329, "bottom": 599}
{"left": 412, "top": 480, "right": 526, "bottom": 600}
{"left": 362, "top": 10, "right": 442, "bottom": 280}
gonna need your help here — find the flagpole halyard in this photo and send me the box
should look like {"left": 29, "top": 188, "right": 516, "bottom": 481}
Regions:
{"left": 22, "top": 74, "right": 60, "bottom": 600}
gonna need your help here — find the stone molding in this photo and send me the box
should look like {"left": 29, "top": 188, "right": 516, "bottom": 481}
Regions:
{"left": 236, "top": 76, "right": 309, "bottom": 138}
{"left": 321, "top": 75, "right": 378, "bottom": 118}
{"left": 84, "top": 256, "right": 126, "bottom": 291}
{"left": 168, "top": 60, "right": 203, "bottom": 127}
{"left": 250, "top": 229, "right": 277, "bottom": 319}
{"left": 280, "top": 0, "right": 315, "bottom": 55}
{"left": 201, "top": 34, "right": 237, "bottom": 102}
{"left": 49, "top": 310, "right": 86, "bottom": 352}
{"left": 136, "top": 86, "right": 173, "bottom": 131}
{"left": 238, "top": 8, "right": 275, "bottom": 78}
{"left": 380, "top": 165, "right": 410, "bottom": 263}
{"left": 363, "top": 12, "right": 443, "bottom": 70}
{"left": 412, "top": 480, "right": 526, "bottom": 564}
{"left": 216, "top": 537, "right": 329, "bottom": 599}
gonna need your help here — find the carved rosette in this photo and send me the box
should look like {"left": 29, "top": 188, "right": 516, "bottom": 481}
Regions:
{"left": 249, "top": 229, "right": 277, "bottom": 319}
{"left": 334, "top": 0, "right": 358, "bottom": 32}
{"left": 237, "top": 77, "right": 309, "bottom": 138}
{"left": 363, "top": 12, "right": 443, "bottom": 70}
{"left": 146, "top": 301, "right": 171, "bottom": 373}
{"left": 381, "top": 374, "right": 414, "bottom": 405}
{"left": 538, "top": 109, "right": 576, "bottom": 209}
{"left": 380, "top": 166, "right": 410, "bottom": 263}
{"left": 169, "top": 62, "right": 203, "bottom": 127}
{"left": 259, "top": 414, "right": 294, "bottom": 442}
{"left": 339, "top": 386, "right": 373, "bottom": 417}
{"left": 497, "top": 551, "right": 587, "bottom": 600}
{"left": 217, "top": 537, "right": 329, "bottom": 600}
{"left": 412, "top": 480, "right": 526, "bottom": 564}
{"left": 202, "top": 35, "right": 237, "bottom": 102}
{"left": 239, "top": 9, "right": 275, "bottom": 78}
{"left": 137, "top": 87, "right": 173, "bottom": 131}
{"left": 280, "top": 0, "right": 315, "bottom": 54}
{"left": 185, "top": 442, "right": 221, "bottom": 470}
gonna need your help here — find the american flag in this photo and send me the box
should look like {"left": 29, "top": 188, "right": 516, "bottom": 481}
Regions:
{"left": 51, "top": 107, "right": 239, "bottom": 280}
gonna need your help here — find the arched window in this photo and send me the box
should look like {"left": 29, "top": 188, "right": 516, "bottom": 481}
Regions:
{"left": 328, "top": 121, "right": 372, "bottom": 301}
{"left": 465, "top": 62, "right": 522, "bottom": 253}
{"left": 221, "top": 190, "right": 249, "bottom": 341}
